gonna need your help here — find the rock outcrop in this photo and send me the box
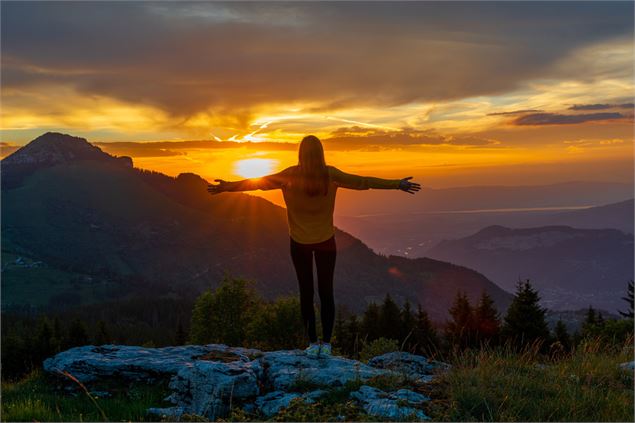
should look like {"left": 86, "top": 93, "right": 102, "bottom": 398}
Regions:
{"left": 44, "top": 344, "right": 448, "bottom": 421}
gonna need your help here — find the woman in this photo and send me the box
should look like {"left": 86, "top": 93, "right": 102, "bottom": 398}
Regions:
{"left": 207, "top": 135, "right": 420, "bottom": 357}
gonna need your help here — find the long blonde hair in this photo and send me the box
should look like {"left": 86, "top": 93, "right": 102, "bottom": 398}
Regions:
{"left": 297, "top": 135, "right": 329, "bottom": 196}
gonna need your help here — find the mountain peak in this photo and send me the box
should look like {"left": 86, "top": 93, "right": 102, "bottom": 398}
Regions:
{"left": 2, "top": 132, "right": 113, "bottom": 166}
{"left": 1, "top": 132, "right": 133, "bottom": 190}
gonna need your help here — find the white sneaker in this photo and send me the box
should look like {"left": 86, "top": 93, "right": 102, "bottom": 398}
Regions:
{"left": 304, "top": 342, "right": 321, "bottom": 358}
{"left": 319, "top": 342, "right": 332, "bottom": 357}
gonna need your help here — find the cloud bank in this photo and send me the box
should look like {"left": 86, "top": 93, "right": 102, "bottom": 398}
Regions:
{"left": 2, "top": 1, "right": 633, "bottom": 126}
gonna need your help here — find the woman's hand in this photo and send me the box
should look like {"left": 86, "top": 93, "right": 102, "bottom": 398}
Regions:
{"left": 207, "top": 179, "right": 232, "bottom": 195}
{"left": 399, "top": 177, "right": 421, "bottom": 195}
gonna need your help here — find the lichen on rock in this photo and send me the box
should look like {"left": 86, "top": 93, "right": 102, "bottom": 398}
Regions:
{"left": 43, "top": 343, "right": 447, "bottom": 421}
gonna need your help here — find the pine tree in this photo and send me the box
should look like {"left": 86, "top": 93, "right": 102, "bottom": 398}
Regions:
{"left": 553, "top": 320, "right": 571, "bottom": 351}
{"left": 501, "top": 280, "right": 550, "bottom": 350}
{"left": 618, "top": 280, "right": 634, "bottom": 318}
{"left": 474, "top": 290, "right": 501, "bottom": 345}
{"left": 379, "top": 293, "right": 401, "bottom": 341}
{"left": 581, "top": 305, "right": 597, "bottom": 337}
{"left": 346, "top": 314, "right": 361, "bottom": 359}
{"left": 400, "top": 300, "right": 417, "bottom": 348}
{"left": 584, "top": 305, "right": 597, "bottom": 326}
{"left": 362, "top": 302, "right": 381, "bottom": 342}
{"left": 414, "top": 304, "right": 438, "bottom": 355}
{"left": 333, "top": 305, "right": 347, "bottom": 349}
{"left": 445, "top": 291, "right": 475, "bottom": 349}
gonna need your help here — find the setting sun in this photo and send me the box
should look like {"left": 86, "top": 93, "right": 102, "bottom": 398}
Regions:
{"left": 233, "top": 158, "right": 278, "bottom": 178}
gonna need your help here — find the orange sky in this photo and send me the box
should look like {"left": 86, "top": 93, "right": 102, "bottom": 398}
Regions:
{"left": 1, "top": 2, "right": 633, "bottom": 193}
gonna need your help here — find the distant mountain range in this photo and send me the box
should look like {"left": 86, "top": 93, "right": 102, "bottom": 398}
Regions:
{"left": 335, "top": 180, "right": 634, "bottom": 217}
{"left": 427, "top": 225, "right": 633, "bottom": 312}
{"left": 1, "top": 132, "right": 512, "bottom": 321}
{"left": 334, "top": 198, "right": 633, "bottom": 258}
{"left": 523, "top": 199, "right": 633, "bottom": 234}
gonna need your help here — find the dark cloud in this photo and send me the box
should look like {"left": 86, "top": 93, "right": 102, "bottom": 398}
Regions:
{"left": 2, "top": 2, "right": 632, "bottom": 123}
{"left": 568, "top": 103, "right": 635, "bottom": 110}
{"left": 487, "top": 109, "right": 544, "bottom": 116}
{"left": 513, "top": 112, "right": 628, "bottom": 126}
{"left": 96, "top": 140, "right": 298, "bottom": 157}
{"left": 324, "top": 127, "right": 498, "bottom": 150}
{"left": 94, "top": 143, "right": 188, "bottom": 158}
{"left": 93, "top": 127, "right": 499, "bottom": 157}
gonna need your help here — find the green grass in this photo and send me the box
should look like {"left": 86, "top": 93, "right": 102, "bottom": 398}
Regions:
{"left": 3, "top": 337, "right": 633, "bottom": 422}
{"left": 0, "top": 370, "right": 172, "bottom": 422}
{"left": 433, "top": 336, "right": 635, "bottom": 422}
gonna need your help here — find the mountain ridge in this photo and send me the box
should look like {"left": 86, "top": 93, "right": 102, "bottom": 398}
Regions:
{"left": 428, "top": 224, "right": 633, "bottom": 311}
{"left": 1, "top": 133, "right": 512, "bottom": 320}
{"left": 1, "top": 132, "right": 133, "bottom": 189}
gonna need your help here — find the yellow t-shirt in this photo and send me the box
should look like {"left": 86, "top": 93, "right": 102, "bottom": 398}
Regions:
{"left": 226, "top": 165, "right": 401, "bottom": 244}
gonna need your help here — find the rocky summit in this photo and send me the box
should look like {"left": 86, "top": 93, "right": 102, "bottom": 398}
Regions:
{"left": 43, "top": 344, "right": 449, "bottom": 421}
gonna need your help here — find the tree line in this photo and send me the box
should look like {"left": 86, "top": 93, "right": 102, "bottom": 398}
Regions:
{"left": 2, "top": 276, "right": 633, "bottom": 381}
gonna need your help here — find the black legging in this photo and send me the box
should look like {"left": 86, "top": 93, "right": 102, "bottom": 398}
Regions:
{"left": 289, "top": 235, "right": 337, "bottom": 343}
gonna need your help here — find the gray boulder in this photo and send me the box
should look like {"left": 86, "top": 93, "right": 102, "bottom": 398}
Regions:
{"left": 253, "top": 388, "right": 329, "bottom": 417}
{"left": 254, "top": 390, "right": 302, "bottom": 417}
{"left": 261, "top": 349, "right": 396, "bottom": 390}
{"left": 42, "top": 344, "right": 259, "bottom": 383}
{"left": 146, "top": 406, "right": 185, "bottom": 421}
{"left": 164, "top": 358, "right": 263, "bottom": 420}
{"left": 350, "top": 385, "right": 430, "bottom": 421}
{"left": 43, "top": 344, "right": 446, "bottom": 421}
{"left": 619, "top": 361, "right": 635, "bottom": 371}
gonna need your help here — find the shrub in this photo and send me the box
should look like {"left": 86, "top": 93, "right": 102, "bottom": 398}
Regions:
{"left": 359, "top": 337, "right": 399, "bottom": 362}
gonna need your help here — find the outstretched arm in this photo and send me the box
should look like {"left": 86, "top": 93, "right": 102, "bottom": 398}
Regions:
{"left": 330, "top": 166, "right": 421, "bottom": 194}
{"left": 207, "top": 167, "right": 292, "bottom": 195}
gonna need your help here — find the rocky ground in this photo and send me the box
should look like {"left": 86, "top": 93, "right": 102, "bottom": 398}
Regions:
{"left": 43, "top": 344, "right": 450, "bottom": 421}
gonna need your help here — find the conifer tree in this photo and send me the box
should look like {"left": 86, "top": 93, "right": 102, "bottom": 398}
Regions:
{"left": 379, "top": 293, "right": 401, "bottom": 341}
{"left": 346, "top": 314, "right": 361, "bottom": 359}
{"left": 581, "top": 305, "right": 597, "bottom": 338}
{"left": 584, "top": 305, "right": 597, "bottom": 326}
{"left": 414, "top": 304, "right": 438, "bottom": 355}
{"left": 553, "top": 320, "right": 571, "bottom": 351}
{"left": 362, "top": 302, "right": 381, "bottom": 342}
{"left": 333, "top": 305, "right": 347, "bottom": 349}
{"left": 446, "top": 291, "right": 475, "bottom": 349}
{"left": 619, "top": 280, "right": 634, "bottom": 318}
{"left": 501, "top": 280, "right": 550, "bottom": 349}
{"left": 474, "top": 290, "right": 501, "bottom": 345}
{"left": 400, "top": 300, "right": 417, "bottom": 347}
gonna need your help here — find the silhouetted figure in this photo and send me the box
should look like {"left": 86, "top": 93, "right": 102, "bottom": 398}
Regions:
{"left": 208, "top": 135, "right": 420, "bottom": 357}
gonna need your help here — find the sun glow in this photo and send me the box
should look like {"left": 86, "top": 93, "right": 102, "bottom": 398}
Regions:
{"left": 233, "top": 158, "right": 278, "bottom": 178}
